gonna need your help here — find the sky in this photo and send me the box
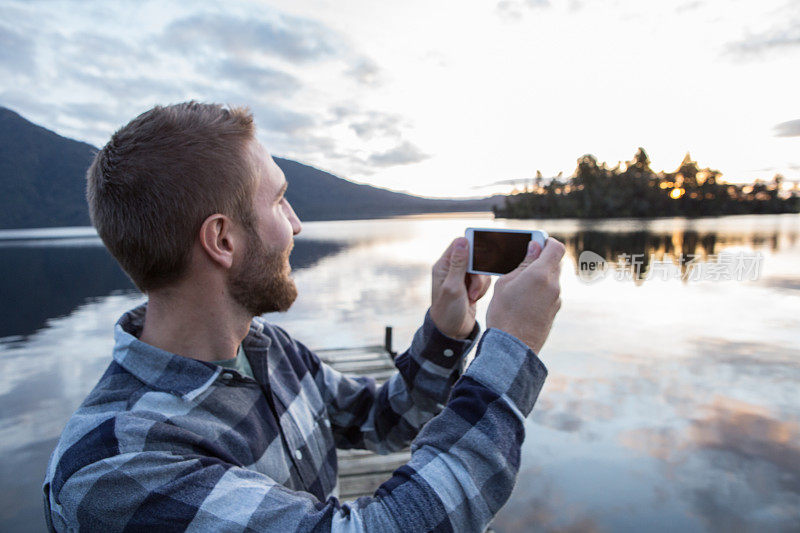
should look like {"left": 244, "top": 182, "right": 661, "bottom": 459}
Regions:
{"left": 1, "top": 0, "right": 798, "bottom": 198}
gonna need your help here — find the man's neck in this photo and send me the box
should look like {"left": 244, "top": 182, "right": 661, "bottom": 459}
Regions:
{"left": 139, "top": 289, "right": 252, "bottom": 363}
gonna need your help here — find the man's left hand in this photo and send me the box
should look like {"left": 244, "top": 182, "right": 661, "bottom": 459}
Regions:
{"left": 430, "top": 237, "right": 491, "bottom": 339}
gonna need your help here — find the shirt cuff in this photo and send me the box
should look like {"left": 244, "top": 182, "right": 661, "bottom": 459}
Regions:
{"left": 413, "top": 309, "right": 480, "bottom": 370}
{"left": 464, "top": 328, "right": 548, "bottom": 417}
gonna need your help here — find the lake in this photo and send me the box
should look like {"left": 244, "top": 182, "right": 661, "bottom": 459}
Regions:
{"left": 1, "top": 213, "right": 798, "bottom": 532}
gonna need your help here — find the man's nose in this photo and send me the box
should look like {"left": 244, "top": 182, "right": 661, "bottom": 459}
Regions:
{"left": 289, "top": 203, "right": 302, "bottom": 235}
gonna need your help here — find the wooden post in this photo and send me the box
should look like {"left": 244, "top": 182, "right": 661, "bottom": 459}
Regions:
{"left": 384, "top": 326, "right": 397, "bottom": 360}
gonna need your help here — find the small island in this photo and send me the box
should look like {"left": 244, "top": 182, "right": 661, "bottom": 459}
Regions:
{"left": 494, "top": 148, "right": 800, "bottom": 219}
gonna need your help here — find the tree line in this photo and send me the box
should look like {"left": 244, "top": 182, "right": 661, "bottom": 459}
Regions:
{"left": 494, "top": 148, "right": 800, "bottom": 219}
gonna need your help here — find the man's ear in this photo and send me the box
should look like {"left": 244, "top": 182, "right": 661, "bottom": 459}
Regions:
{"left": 198, "top": 214, "right": 238, "bottom": 270}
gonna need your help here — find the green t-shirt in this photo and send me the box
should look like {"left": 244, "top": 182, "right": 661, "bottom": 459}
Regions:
{"left": 212, "top": 345, "right": 255, "bottom": 380}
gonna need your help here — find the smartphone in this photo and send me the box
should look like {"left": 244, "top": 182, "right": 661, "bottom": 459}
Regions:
{"left": 465, "top": 228, "right": 548, "bottom": 276}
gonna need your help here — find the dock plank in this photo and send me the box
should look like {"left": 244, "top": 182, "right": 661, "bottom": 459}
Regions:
{"left": 337, "top": 449, "right": 410, "bottom": 477}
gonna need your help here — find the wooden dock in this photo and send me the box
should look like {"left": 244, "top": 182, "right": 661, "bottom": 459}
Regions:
{"left": 315, "top": 330, "right": 411, "bottom": 500}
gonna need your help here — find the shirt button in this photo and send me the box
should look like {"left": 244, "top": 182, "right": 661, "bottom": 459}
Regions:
{"left": 443, "top": 348, "right": 454, "bottom": 357}
{"left": 323, "top": 419, "right": 331, "bottom": 428}
{"left": 294, "top": 449, "right": 303, "bottom": 461}
{"left": 220, "top": 372, "right": 233, "bottom": 381}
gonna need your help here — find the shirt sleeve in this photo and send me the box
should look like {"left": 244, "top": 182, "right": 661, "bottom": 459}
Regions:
{"left": 299, "top": 309, "right": 480, "bottom": 454}
{"left": 47, "top": 328, "right": 548, "bottom": 532}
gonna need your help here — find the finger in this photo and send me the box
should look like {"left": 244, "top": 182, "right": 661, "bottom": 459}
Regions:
{"left": 497, "top": 240, "right": 542, "bottom": 283}
{"left": 432, "top": 238, "right": 459, "bottom": 280}
{"left": 531, "top": 237, "right": 565, "bottom": 272}
{"left": 444, "top": 237, "right": 469, "bottom": 286}
{"left": 466, "top": 273, "right": 491, "bottom": 302}
{"left": 476, "top": 275, "right": 491, "bottom": 300}
{"left": 516, "top": 239, "right": 544, "bottom": 271}
{"left": 434, "top": 237, "right": 461, "bottom": 270}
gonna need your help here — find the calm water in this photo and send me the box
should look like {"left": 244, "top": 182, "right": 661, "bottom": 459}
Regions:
{"left": 1, "top": 213, "right": 798, "bottom": 532}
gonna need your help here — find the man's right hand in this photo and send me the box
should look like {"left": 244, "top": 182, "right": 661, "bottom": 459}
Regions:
{"left": 486, "top": 237, "right": 565, "bottom": 354}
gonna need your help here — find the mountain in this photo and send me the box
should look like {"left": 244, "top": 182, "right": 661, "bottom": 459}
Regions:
{"left": 274, "top": 157, "right": 501, "bottom": 220}
{"left": 0, "top": 107, "right": 96, "bottom": 228}
{"left": 0, "top": 106, "right": 500, "bottom": 229}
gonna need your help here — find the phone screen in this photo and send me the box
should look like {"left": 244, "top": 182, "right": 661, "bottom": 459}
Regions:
{"left": 472, "top": 230, "right": 531, "bottom": 274}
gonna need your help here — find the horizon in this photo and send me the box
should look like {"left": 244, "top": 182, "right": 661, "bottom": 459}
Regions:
{"left": 1, "top": 0, "right": 798, "bottom": 198}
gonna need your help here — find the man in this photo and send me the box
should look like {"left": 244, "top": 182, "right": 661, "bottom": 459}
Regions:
{"left": 43, "top": 102, "right": 564, "bottom": 532}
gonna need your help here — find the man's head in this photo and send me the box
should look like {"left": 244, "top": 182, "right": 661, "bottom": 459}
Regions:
{"left": 87, "top": 101, "right": 302, "bottom": 314}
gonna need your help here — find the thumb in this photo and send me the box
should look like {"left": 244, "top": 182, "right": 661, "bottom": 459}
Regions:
{"left": 445, "top": 237, "right": 469, "bottom": 283}
{"left": 508, "top": 240, "right": 543, "bottom": 277}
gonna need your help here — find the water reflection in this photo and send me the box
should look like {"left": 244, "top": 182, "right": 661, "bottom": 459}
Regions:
{"left": 555, "top": 228, "right": 794, "bottom": 283}
{"left": 0, "top": 214, "right": 798, "bottom": 532}
{"left": 492, "top": 331, "right": 800, "bottom": 532}
{"left": 0, "top": 238, "right": 346, "bottom": 339}
{"left": 0, "top": 245, "right": 134, "bottom": 338}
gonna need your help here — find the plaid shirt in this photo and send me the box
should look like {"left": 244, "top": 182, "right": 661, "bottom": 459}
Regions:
{"left": 43, "top": 303, "right": 547, "bottom": 532}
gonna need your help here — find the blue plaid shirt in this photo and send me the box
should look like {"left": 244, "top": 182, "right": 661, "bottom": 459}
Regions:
{"left": 43, "top": 303, "right": 547, "bottom": 532}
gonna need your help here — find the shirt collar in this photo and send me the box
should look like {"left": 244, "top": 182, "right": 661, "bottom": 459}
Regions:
{"left": 112, "top": 302, "right": 271, "bottom": 401}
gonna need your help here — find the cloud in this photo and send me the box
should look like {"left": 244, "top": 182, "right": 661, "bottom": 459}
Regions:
{"left": 70, "top": 70, "right": 187, "bottom": 102}
{"left": 163, "top": 13, "right": 335, "bottom": 61}
{"left": 216, "top": 59, "right": 301, "bottom": 95}
{"left": 0, "top": 90, "right": 57, "bottom": 122}
{"left": 761, "top": 276, "right": 800, "bottom": 292}
{"left": 252, "top": 106, "right": 338, "bottom": 165}
{"left": 0, "top": 4, "right": 395, "bottom": 181}
{"left": 615, "top": 380, "right": 800, "bottom": 529}
{"left": 52, "top": 31, "right": 156, "bottom": 71}
{"left": 537, "top": 410, "right": 584, "bottom": 432}
{"left": 328, "top": 104, "right": 358, "bottom": 121}
{"left": 156, "top": 11, "right": 383, "bottom": 119}
{"left": 496, "top": 0, "right": 551, "bottom": 20}
{"left": 773, "top": 119, "right": 800, "bottom": 137}
{"left": 484, "top": 178, "right": 531, "bottom": 186}
{"left": 59, "top": 102, "right": 120, "bottom": 126}
{"left": 0, "top": 90, "right": 120, "bottom": 146}
{"left": 475, "top": 175, "right": 557, "bottom": 189}
{"left": 675, "top": 1, "right": 703, "bottom": 13}
{"left": 165, "top": 11, "right": 383, "bottom": 86}
{"left": 0, "top": 12, "right": 321, "bottom": 143}
{"left": 367, "top": 140, "right": 429, "bottom": 167}
{"left": 496, "top": 1, "right": 525, "bottom": 20}
{"left": 689, "top": 399, "right": 800, "bottom": 488}
{"left": 566, "top": 0, "right": 584, "bottom": 12}
{"left": 752, "top": 163, "right": 800, "bottom": 173}
{"left": 161, "top": 13, "right": 341, "bottom": 63}
{"left": 691, "top": 337, "right": 800, "bottom": 377}
{"left": 349, "top": 111, "right": 403, "bottom": 140}
{"left": 0, "top": 24, "right": 36, "bottom": 74}
{"left": 326, "top": 154, "right": 378, "bottom": 177}
{"left": 725, "top": 22, "right": 800, "bottom": 59}
{"left": 250, "top": 104, "right": 315, "bottom": 135}
{"left": 346, "top": 58, "right": 381, "bottom": 86}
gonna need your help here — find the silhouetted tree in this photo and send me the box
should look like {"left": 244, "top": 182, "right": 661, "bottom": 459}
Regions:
{"left": 496, "top": 148, "right": 800, "bottom": 219}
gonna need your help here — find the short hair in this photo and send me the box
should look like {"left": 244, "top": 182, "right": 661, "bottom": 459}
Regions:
{"left": 87, "top": 101, "right": 257, "bottom": 291}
